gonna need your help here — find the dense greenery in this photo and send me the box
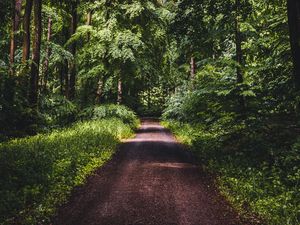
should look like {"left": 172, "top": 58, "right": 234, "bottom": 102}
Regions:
{"left": 1, "top": 0, "right": 300, "bottom": 224}
{"left": 0, "top": 0, "right": 182, "bottom": 140}
{"left": 79, "top": 104, "right": 139, "bottom": 129}
{"left": 158, "top": 0, "right": 300, "bottom": 224}
{"left": 0, "top": 116, "right": 137, "bottom": 224}
{"left": 163, "top": 120, "right": 299, "bottom": 225}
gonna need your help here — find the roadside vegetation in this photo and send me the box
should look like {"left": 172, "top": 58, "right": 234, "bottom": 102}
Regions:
{"left": 0, "top": 105, "right": 138, "bottom": 225}
{"left": 162, "top": 88, "right": 300, "bottom": 225}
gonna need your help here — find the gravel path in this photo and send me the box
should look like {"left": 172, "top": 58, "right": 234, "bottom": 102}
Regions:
{"left": 54, "top": 119, "right": 243, "bottom": 225}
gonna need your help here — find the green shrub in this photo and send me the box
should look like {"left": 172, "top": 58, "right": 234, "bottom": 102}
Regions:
{"left": 0, "top": 119, "right": 135, "bottom": 225}
{"left": 39, "top": 94, "right": 79, "bottom": 127}
{"left": 78, "top": 104, "right": 139, "bottom": 129}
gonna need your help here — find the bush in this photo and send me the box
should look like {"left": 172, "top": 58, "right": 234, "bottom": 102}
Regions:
{"left": 39, "top": 95, "right": 79, "bottom": 128}
{"left": 0, "top": 75, "right": 45, "bottom": 139}
{"left": 78, "top": 104, "right": 139, "bottom": 129}
{"left": 0, "top": 119, "right": 136, "bottom": 225}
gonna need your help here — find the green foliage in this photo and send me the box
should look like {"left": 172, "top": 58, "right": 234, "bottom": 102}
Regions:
{"left": 137, "top": 86, "right": 166, "bottom": 116}
{"left": 78, "top": 104, "right": 139, "bottom": 129}
{"left": 39, "top": 94, "right": 78, "bottom": 127}
{"left": 74, "top": 0, "right": 182, "bottom": 109}
{"left": 0, "top": 73, "right": 45, "bottom": 139}
{"left": 0, "top": 118, "right": 136, "bottom": 225}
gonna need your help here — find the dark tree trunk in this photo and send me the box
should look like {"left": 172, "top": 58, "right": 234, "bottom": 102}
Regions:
{"left": 69, "top": 1, "right": 78, "bottom": 99}
{"left": 22, "top": 0, "right": 33, "bottom": 63}
{"left": 42, "top": 17, "right": 52, "bottom": 92}
{"left": 287, "top": 0, "right": 300, "bottom": 90}
{"left": 9, "top": 0, "right": 23, "bottom": 75}
{"left": 235, "top": 0, "right": 245, "bottom": 111}
{"left": 29, "top": 0, "right": 42, "bottom": 107}
{"left": 15, "top": 0, "right": 22, "bottom": 29}
{"left": 95, "top": 78, "right": 104, "bottom": 104}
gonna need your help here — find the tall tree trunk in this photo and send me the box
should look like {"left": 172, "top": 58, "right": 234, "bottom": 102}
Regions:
{"left": 117, "top": 74, "right": 122, "bottom": 104}
{"left": 9, "top": 0, "right": 16, "bottom": 76}
{"left": 235, "top": 0, "right": 245, "bottom": 112}
{"left": 69, "top": 1, "right": 78, "bottom": 99}
{"left": 29, "top": 0, "right": 42, "bottom": 107}
{"left": 287, "top": 0, "right": 300, "bottom": 90}
{"left": 9, "top": 0, "right": 23, "bottom": 75}
{"left": 190, "top": 56, "right": 195, "bottom": 80}
{"left": 86, "top": 10, "right": 92, "bottom": 41}
{"left": 22, "top": 0, "right": 33, "bottom": 63}
{"left": 42, "top": 17, "right": 52, "bottom": 92}
{"left": 59, "top": 62, "right": 65, "bottom": 95}
{"left": 62, "top": 22, "right": 70, "bottom": 97}
{"left": 95, "top": 78, "right": 104, "bottom": 104}
{"left": 64, "top": 59, "right": 69, "bottom": 97}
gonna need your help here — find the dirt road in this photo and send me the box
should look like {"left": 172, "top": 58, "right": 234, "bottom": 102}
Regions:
{"left": 54, "top": 119, "right": 243, "bottom": 225}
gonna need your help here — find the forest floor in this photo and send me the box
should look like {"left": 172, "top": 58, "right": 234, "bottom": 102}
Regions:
{"left": 53, "top": 119, "right": 248, "bottom": 225}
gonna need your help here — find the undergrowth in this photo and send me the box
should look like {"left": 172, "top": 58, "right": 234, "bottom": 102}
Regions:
{"left": 162, "top": 120, "right": 300, "bottom": 225}
{"left": 78, "top": 104, "right": 139, "bottom": 129}
{"left": 0, "top": 118, "right": 137, "bottom": 225}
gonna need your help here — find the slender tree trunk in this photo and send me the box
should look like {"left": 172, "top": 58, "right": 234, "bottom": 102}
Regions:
{"left": 9, "top": 0, "right": 16, "bottom": 76}
{"left": 87, "top": 11, "right": 92, "bottom": 25}
{"left": 117, "top": 74, "right": 122, "bottom": 104}
{"left": 64, "top": 59, "right": 69, "bottom": 97}
{"left": 190, "top": 56, "right": 195, "bottom": 80}
{"left": 61, "top": 22, "right": 70, "bottom": 97}
{"left": 69, "top": 1, "right": 78, "bottom": 99}
{"left": 9, "top": 0, "right": 23, "bottom": 75}
{"left": 15, "top": 0, "right": 22, "bottom": 29}
{"left": 287, "top": 0, "right": 300, "bottom": 90}
{"left": 22, "top": 0, "right": 33, "bottom": 63}
{"left": 235, "top": 0, "right": 245, "bottom": 111}
{"left": 86, "top": 10, "right": 92, "bottom": 41}
{"left": 95, "top": 78, "right": 103, "bottom": 104}
{"left": 29, "top": 0, "right": 42, "bottom": 107}
{"left": 59, "top": 62, "right": 65, "bottom": 95}
{"left": 42, "top": 17, "right": 52, "bottom": 92}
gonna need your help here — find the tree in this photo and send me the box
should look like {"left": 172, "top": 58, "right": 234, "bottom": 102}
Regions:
{"left": 235, "top": 0, "right": 246, "bottom": 111}
{"left": 42, "top": 17, "right": 52, "bottom": 92}
{"left": 22, "top": 0, "right": 33, "bottom": 63}
{"left": 287, "top": 0, "right": 300, "bottom": 90}
{"left": 69, "top": 0, "right": 78, "bottom": 99}
{"left": 9, "top": 0, "right": 23, "bottom": 75}
{"left": 29, "top": 0, "right": 42, "bottom": 107}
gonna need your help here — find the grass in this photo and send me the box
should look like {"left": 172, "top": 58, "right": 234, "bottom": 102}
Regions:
{"left": 162, "top": 120, "right": 300, "bottom": 225}
{"left": 0, "top": 118, "right": 137, "bottom": 225}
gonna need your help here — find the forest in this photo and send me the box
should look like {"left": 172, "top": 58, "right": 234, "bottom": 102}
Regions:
{"left": 0, "top": 0, "right": 300, "bottom": 224}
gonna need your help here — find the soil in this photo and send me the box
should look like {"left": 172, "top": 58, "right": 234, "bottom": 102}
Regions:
{"left": 53, "top": 119, "right": 246, "bottom": 225}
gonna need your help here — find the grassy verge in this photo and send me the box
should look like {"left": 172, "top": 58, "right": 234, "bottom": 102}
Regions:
{"left": 162, "top": 120, "right": 300, "bottom": 225}
{"left": 0, "top": 118, "right": 137, "bottom": 225}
